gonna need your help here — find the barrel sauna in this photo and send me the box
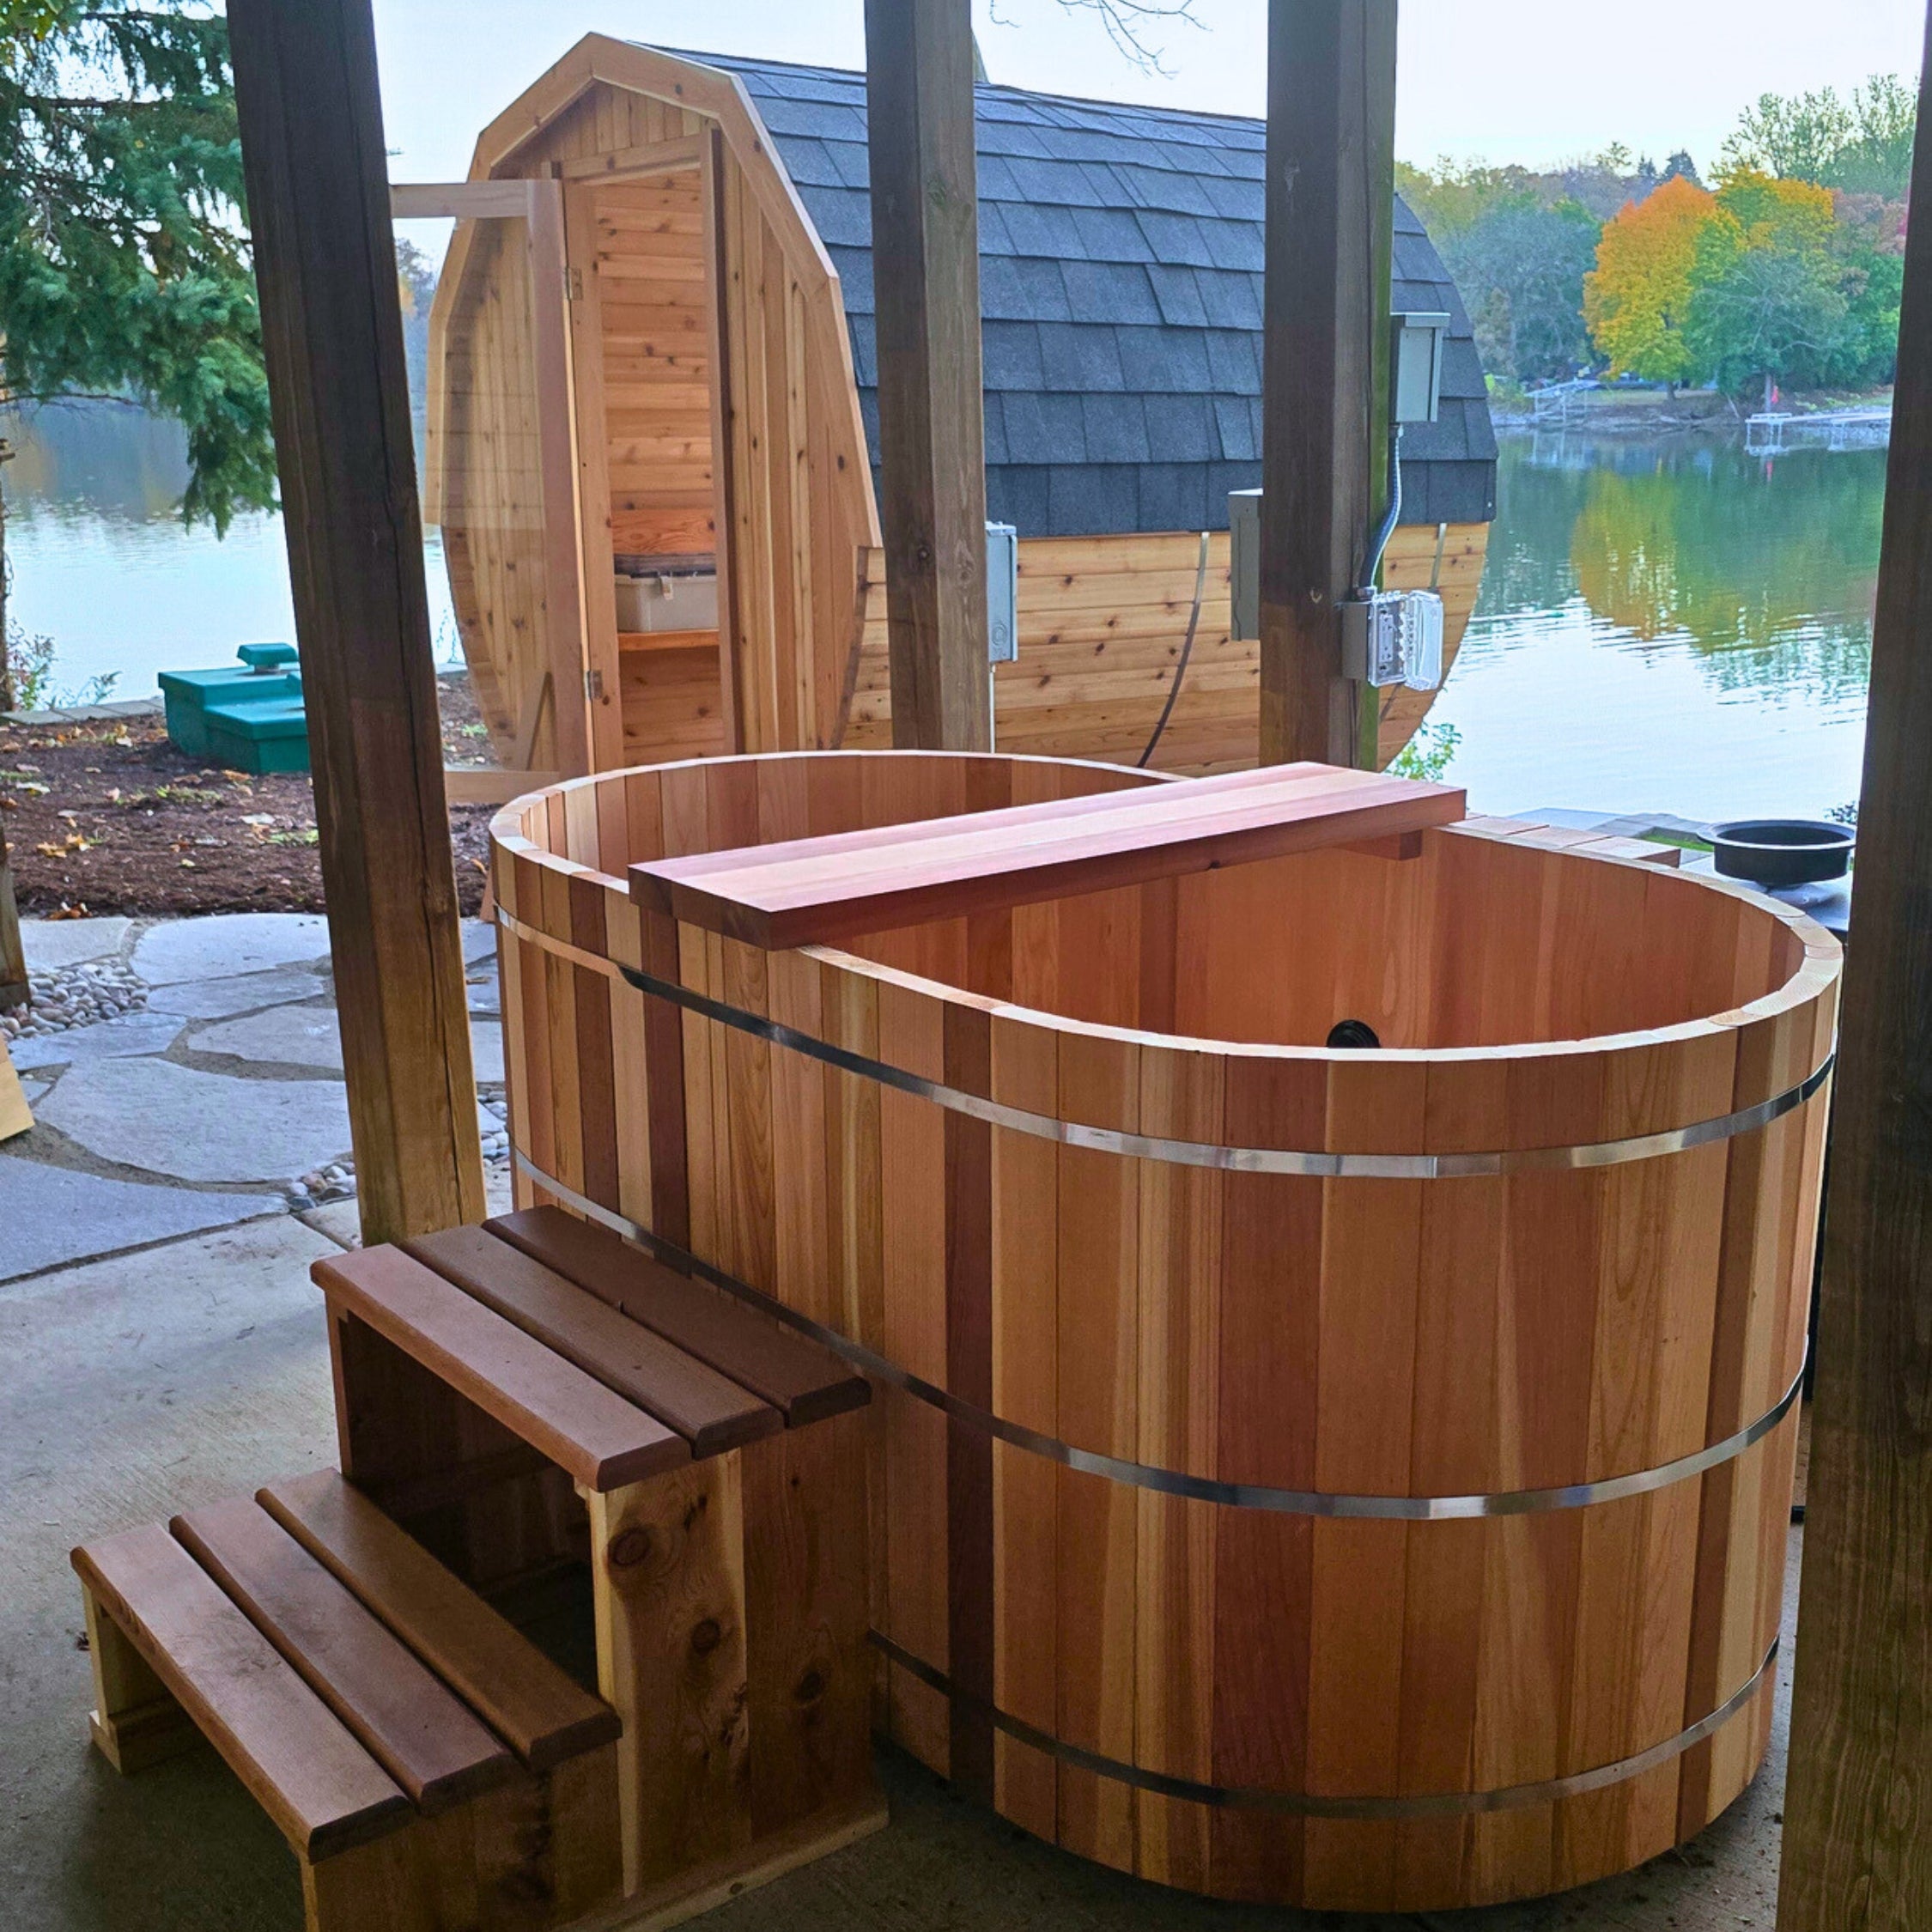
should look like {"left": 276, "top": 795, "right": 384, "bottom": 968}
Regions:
{"left": 489, "top": 751, "right": 1838, "bottom": 1913}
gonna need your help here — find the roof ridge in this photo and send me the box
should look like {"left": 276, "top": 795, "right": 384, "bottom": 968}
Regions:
{"left": 657, "top": 42, "right": 1268, "bottom": 137}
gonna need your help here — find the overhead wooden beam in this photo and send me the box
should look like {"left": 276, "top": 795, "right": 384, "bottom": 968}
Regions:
{"left": 1777, "top": 18, "right": 1932, "bottom": 1930}
{"left": 1259, "top": 0, "right": 1397, "bottom": 767}
{"left": 863, "top": 0, "right": 992, "bottom": 752}
{"left": 228, "top": 0, "right": 485, "bottom": 1246}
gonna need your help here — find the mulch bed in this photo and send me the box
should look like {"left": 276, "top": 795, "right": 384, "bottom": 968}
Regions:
{"left": 1, "top": 674, "right": 501, "bottom": 918}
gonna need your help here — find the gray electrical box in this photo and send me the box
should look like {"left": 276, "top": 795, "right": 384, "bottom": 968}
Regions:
{"left": 987, "top": 521, "right": 1018, "bottom": 664}
{"left": 1229, "top": 488, "right": 1261, "bottom": 642}
{"left": 1392, "top": 310, "right": 1449, "bottom": 425}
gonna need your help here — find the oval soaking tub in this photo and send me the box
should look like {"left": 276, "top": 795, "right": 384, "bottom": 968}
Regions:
{"left": 489, "top": 751, "right": 1838, "bottom": 1913}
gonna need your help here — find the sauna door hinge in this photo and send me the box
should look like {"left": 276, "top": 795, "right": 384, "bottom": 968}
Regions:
{"left": 565, "top": 266, "right": 584, "bottom": 301}
{"left": 586, "top": 669, "right": 605, "bottom": 702}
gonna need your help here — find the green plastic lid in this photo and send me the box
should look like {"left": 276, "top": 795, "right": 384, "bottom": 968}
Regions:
{"left": 237, "top": 642, "right": 299, "bottom": 671}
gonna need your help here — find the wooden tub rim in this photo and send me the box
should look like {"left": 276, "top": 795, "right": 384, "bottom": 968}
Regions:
{"left": 489, "top": 758, "right": 1840, "bottom": 1169}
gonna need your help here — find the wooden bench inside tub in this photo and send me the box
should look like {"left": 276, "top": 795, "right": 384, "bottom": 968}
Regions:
{"left": 73, "top": 1469, "right": 622, "bottom": 1932}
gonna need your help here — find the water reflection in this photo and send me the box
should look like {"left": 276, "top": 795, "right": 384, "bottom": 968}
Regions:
{"left": 1, "top": 399, "right": 456, "bottom": 700}
{"left": 1432, "top": 433, "right": 1881, "bottom": 822}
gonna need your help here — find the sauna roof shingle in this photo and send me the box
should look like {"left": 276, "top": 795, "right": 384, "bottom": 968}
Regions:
{"left": 671, "top": 47, "right": 1498, "bottom": 537}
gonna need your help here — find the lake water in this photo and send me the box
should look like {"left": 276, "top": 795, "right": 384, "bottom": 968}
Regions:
{"left": 1429, "top": 432, "right": 1880, "bottom": 823}
{"left": 2, "top": 403, "right": 1883, "bottom": 823}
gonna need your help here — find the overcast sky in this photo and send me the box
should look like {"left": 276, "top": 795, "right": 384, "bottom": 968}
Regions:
{"left": 371, "top": 0, "right": 1927, "bottom": 184}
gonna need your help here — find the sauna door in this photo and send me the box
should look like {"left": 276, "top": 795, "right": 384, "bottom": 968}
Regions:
{"left": 563, "top": 150, "right": 732, "bottom": 769}
{"left": 403, "top": 179, "right": 592, "bottom": 782}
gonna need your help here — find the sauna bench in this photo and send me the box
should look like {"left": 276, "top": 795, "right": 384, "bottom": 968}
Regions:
{"left": 489, "top": 749, "right": 1840, "bottom": 1915}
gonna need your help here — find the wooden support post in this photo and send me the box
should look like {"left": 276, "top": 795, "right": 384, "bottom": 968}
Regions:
{"left": 1778, "top": 20, "right": 1932, "bottom": 1930}
{"left": 864, "top": 0, "right": 992, "bottom": 753}
{"left": 228, "top": 0, "right": 484, "bottom": 1245}
{"left": 1258, "top": 0, "right": 1397, "bottom": 768}
{"left": 0, "top": 820, "right": 25, "bottom": 1013}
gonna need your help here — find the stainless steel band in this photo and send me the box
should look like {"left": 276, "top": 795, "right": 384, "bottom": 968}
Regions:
{"left": 871, "top": 1630, "right": 1779, "bottom": 1819}
{"left": 512, "top": 1150, "right": 1807, "bottom": 1522}
{"left": 499, "top": 908, "right": 1835, "bottom": 1179}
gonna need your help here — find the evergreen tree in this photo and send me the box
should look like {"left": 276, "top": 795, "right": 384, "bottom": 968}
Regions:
{"left": 0, "top": 0, "right": 273, "bottom": 707}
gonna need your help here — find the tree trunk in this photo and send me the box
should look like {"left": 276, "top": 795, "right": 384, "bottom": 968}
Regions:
{"left": 0, "top": 455, "right": 12, "bottom": 714}
{"left": 0, "top": 454, "right": 23, "bottom": 1012}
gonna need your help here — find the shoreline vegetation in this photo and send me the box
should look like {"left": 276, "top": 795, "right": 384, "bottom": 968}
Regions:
{"left": 1486, "top": 382, "right": 1895, "bottom": 434}
{"left": 1400, "top": 75, "right": 1912, "bottom": 410}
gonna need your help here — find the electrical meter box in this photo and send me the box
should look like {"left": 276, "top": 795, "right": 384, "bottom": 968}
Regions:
{"left": 987, "top": 521, "right": 1019, "bottom": 665}
{"left": 1229, "top": 489, "right": 1261, "bottom": 642}
{"left": 1343, "top": 587, "right": 1444, "bottom": 690}
{"left": 1392, "top": 311, "right": 1449, "bottom": 425}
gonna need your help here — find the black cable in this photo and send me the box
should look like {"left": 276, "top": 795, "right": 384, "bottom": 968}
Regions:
{"left": 1137, "top": 528, "right": 1210, "bottom": 769}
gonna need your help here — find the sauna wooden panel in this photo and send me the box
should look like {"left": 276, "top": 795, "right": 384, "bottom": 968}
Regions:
{"left": 590, "top": 170, "right": 716, "bottom": 558}
{"left": 842, "top": 525, "right": 1488, "bottom": 776}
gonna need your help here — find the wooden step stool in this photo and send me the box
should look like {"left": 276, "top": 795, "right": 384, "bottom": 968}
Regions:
{"left": 73, "top": 1470, "right": 623, "bottom": 1932}
{"left": 314, "top": 1207, "right": 884, "bottom": 1923}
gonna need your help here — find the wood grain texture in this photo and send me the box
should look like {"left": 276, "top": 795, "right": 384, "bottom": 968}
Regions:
{"left": 315, "top": 1246, "right": 690, "bottom": 1491}
{"left": 493, "top": 750, "right": 1836, "bottom": 1911}
{"left": 631, "top": 763, "right": 1464, "bottom": 948}
{"left": 486, "top": 1205, "right": 869, "bottom": 1424}
{"left": 228, "top": 0, "right": 484, "bottom": 1247}
{"left": 862, "top": 0, "right": 992, "bottom": 753}
{"left": 1778, "top": 26, "right": 1932, "bottom": 1931}
{"left": 404, "top": 1224, "right": 781, "bottom": 1455}
{"left": 1258, "top": 0, "right": 1395, "bottom": 768}
{"left": 169, "top": 1497, "right": 516, "bottom": 1814}
{"left": 73, "top": 1527, "right": 411, "bottom": 1861}
{"left": 258, "top": 1469, "right": 620, "bottom": 1775}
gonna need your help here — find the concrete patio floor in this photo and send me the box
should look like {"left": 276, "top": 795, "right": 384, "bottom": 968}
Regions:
{"left": 0, "top": 914, "right": 1798, "bottom": 1932}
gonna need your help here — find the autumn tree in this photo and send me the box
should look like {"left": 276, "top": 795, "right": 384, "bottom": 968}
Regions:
{"left": 1583, "top": 175, "right": 1718, "bottom": 390}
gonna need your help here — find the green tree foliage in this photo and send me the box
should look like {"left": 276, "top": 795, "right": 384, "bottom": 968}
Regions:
{"left": 1686, "top": 172, "right": 1853, "bottom": 402}
{"left": 1440, "top": 198, "right": 1600, "bottom": 383}
{"left": 0, "top": 0, "right": 273, "bottom": 529}
{"left": 1720, "top": 74, "right": 1917, "bottom": 200}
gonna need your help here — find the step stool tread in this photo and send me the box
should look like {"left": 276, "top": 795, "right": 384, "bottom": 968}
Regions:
{"left": 488, "top": 1207, "right": 870, "bottom": 1428}
{"left": 71, "top": 1523, "right": 410, "bottom": 1861}
{"left": 313, "top": 1246, "right": 690, "bottom": 1492}
{"left": 405, "top": 1226, "right": 781, "bottom": 1457}
{"left": 259, "top": 1469, "right": 621, "bottom": 1775}
{"left": 171, "top": 1495, "right": 517, "bottom": 1814}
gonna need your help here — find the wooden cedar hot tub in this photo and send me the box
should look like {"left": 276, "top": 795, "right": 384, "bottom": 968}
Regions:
{"left": 489, "top": 750, "right": 1838, "bottom": 1914}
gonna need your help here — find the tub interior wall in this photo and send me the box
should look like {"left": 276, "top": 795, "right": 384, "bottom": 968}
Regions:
{"left": 524, "top": 759, "right": 1801, "bottom": 1050}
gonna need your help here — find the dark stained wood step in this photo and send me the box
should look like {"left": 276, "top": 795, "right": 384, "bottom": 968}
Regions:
{"left": 171, "top": 1496, "right": 517, "bottom": 1814}
{"left": 258, "top": 1470, "right": 621, "bottom": 1776}
{"left": 628, "top": 762, "right": 1466, "bottom": 948}
{"left": 313, "top": 1247, "right": 690, "bottom": 1492}
{"left": 488, "top": 1206, "right": 871, "bottom": 1427}
{"left": 405, "top": 1226, "right": 781, "bottom": 1457}
{"left": 71, "top": 1525, "right": 410, "bottom": 1861}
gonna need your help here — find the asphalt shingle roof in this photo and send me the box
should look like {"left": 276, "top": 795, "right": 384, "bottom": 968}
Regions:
{"left": 676, "top": 49, "right": 1498, "bottom": 535}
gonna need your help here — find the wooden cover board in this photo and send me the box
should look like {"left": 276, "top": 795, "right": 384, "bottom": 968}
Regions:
{"left": 71, "top": 1525, "right": 410, "bottom": 1860}
{"left": 488, "top": 1206, "right": 871, "bottom": 1426}
{"left": 629, "top": 762, "right": 1466, "bottom": 947}
{"left": 258, "top": 1470, "right": 620, "bottom": 1775}
{"left": 170, "top": 1496, "right": 516, "bottom": 1814}
{"left": 405, "top": 1224, "right": 781, "bottom": 1455}
{"left": 313, "top": 1246, "right": 690, "bottom": 1491}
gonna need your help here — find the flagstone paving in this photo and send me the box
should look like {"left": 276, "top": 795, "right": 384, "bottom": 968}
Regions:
{"left": 3, "top": 914, "right": 505, "bottom": 1278}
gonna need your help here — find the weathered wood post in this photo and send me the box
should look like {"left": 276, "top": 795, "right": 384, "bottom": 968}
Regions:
{"left": 1259, "top": 0, "right": 1396, "bottom": 768}
{"left": 1777, "top": 16, "right": 1932, "bottom": 1929}
{"left": 863, "top": 0, "right": 993, "bottom": 753}
{"left": 228, "top": 0, "right": 485, "bottom": 1244}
